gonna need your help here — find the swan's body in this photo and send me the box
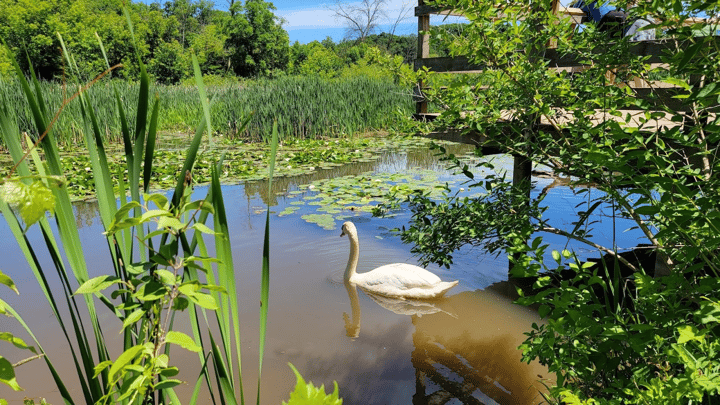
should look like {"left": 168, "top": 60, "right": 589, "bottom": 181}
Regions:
{"left": 340, "top": 221, "right": 458, "bottom": 299}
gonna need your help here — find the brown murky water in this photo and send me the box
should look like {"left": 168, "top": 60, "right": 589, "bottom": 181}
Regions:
{"left": 1, "top": 145, "right": 572, "bottom": 404}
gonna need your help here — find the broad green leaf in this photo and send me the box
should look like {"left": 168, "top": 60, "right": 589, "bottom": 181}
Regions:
{"left": 155, "top": 379, "right": 182, "bottom": 390}
{"left": 190, "top": 223, "right": 215, "bottom": 235}
{"left": 0, "top": 180, "right": 56, "bottom": 228}
{"left": 141, "top": 209, "right": 173, "bottom": 223}
{"left": 185, "top": 291, "right": 218, "bottom": 310}
{"left": 75, "top": 275, "right": 122, "bottom": 295}
{"left": 282, "top": 363, "right": 342, "bottom": 405}
{"left": 108, "top": 345, "right": 144, "bottom": 381}
{"left": 551, "top": 250, "right": 561, "bottom": 263}
{"left": 158, "top": 217, "right": 185, "bottom": 231}
{"left": 135, "top": 281, "right": 166, "bottom": 301}
{"left": 677, "top": 325, "right": 705, "bottom": 344}
{"left": 93, "top": 360, "right": 113, "bottom": 379}
{"left": 145, "top": 193, "right": 169, "bottom": 209}
{"left": 122, "top": 309, "right": 147, "bottom": 330}
{"left": 0, "top": 356, "right": 22, "bottom": 391}
{"left": 154, "top": 269, "right": 177, "bottom": 285}
{"left": 165, "top": 331, "right": 201, "bottom": 352}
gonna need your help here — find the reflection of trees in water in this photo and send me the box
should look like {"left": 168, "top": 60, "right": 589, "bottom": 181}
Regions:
{"left": 411, "top": 291, "right": 549, "bottom": 405}
{"left": 74, "top": 200, "right": 100, "bottom": 229}
{"left": 243, "top": 144, "right": 474, "bottom": 206}
{"left": 339, "top": 282, "right": 549, "bottom": 404}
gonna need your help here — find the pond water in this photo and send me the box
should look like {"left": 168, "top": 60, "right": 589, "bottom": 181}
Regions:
{"left": 0, "top": 142, "right": 648, "bottom": 404}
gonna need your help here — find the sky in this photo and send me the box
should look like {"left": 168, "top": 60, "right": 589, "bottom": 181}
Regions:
{"left": 139, "top": 0, "right": 468, "bottom": 44}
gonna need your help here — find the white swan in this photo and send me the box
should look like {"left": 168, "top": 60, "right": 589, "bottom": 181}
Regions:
{"left": 340, "top": 221, "right": 458, "bottom": 299}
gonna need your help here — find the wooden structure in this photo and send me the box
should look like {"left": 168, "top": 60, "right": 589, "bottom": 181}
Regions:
{"left": 413, "top": 1, "right": 718, "bottom": 181}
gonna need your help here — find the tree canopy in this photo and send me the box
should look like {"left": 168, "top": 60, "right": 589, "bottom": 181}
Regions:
{"left": 0, "top": 0, "right": 289, "bottom": 81}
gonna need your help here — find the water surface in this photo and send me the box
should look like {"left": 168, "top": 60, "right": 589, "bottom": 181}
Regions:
{"left": 1, "top": 144, "right": 647, "bottom": 404}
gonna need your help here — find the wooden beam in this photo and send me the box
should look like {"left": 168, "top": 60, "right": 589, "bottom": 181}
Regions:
{"left": 546, "top": 37, "right": 720, "bottom": 68}
{"left": 415, "top": 5, "right": 585, "bottom": 23}
{"left": 414, "top": 56, "right": 484, "bottom": 72}
{"left": 415, "top": 37, "right": 720, "bottom": 72}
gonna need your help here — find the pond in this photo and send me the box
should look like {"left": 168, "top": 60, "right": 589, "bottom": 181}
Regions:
{"left": 0, "top": 141, "right": 648, "bottom": 404}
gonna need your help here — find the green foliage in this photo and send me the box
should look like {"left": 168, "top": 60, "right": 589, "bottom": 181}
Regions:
{"left": 225, "top": 0, "right": 289, "bottom": 77}
{"left": 77, "top": 188, "right": 220, "bottom": 404}
{"left": 0, "top": 179, "right": 61, "bottom": 231}
{"left": 392, "top": 0, "right": 720, "bottom": 403}
{"left": 283, "top": 363, "right": 343, "bottom": 405}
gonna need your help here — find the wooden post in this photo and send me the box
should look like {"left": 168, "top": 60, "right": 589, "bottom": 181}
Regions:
{"left": 416, "top": 0, "right": 430, "bottom": 116}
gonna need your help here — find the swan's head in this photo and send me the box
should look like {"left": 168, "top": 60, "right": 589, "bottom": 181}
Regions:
{"left": 340, "top": 221, "right": 356, "bottom": 238}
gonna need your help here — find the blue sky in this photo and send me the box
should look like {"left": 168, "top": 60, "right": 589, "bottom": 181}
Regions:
{"left": 139, "top": 0, "right": 468, "bottom": 44}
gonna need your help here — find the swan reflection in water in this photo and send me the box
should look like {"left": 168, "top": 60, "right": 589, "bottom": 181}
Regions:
{"left": 342, "top": 279, "right": 550, "bottom": 404}
{"left": 343, "top": 281, "right": 455, "bottom": 339}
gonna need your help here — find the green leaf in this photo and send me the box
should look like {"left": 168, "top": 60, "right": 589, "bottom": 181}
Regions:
{"left": 122, "top": 309, "right": 146, "bottom": 330}
{"left": 551, "top": 250, "right": 561, "bottom": 263}
{"left": 282, "top": 363, "right": 342, "bottom": 405}
{"left": 135, "top": 281, "right": 166, "bottom": 301}
{"left": 157, "top": 217, "right": 185, "bottom": 231}
{"left": 678, "top": 40, "right": 704, "bottom": 71}
{"left": 0, "top": 181, "right": 56, "bottom": 228}
{"left": 108, "top": 345, "right": 145, "bottom": 382}
{"left": 165, "top": 331, "right": 201, "bottom": 352}
{"left": 0, "top": 356, "right": 22, "bottom": 391}
{"left": 93, "top": 360, "right": 113, "bottom": 379}
{"left": 154, "top": 378, "right": 182, "bottom": 390}
{"left": 677, "top": 325, "right": 705, "bottom": 344}
{"left": 75, "top": 275, "right": 121, "bottom": 295}
{"left": 154, "top": 269, "right": 177, "bottom": 285}
{"left": 0, "top": 332, "right": 36, "bottom": 353}
{"left": 190, "top": 223, "right": 215, "bottom": 235}
{"left": 185, "top": 291, "right": 218, "bottom": 310}
{"left": 0, "top": 270, "right": 18, "bottom": 294}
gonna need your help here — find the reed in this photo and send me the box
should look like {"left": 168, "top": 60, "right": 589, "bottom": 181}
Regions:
{"left": 0, "top": 15, "right": 285, "bottom": 404}
{"left": 0, "top": 74, "right": 413, "bottom": 147}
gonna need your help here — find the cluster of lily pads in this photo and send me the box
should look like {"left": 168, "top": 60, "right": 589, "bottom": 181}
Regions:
{"left": 275, "top": 147, "right": 506, "bottom": 230}
{"left": 0, "top": 134, "right": 449, "bottom": 200}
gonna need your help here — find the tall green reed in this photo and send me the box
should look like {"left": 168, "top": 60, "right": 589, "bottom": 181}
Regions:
{"left": 0, "top": 74, "right": 413, "bottom": 148}
{"left": 0, "top": 11, "right": 278, "bottom": 405}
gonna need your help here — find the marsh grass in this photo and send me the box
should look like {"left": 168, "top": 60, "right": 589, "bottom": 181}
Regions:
{"left": 0, "top": 75, "right": 413, "bottom": 147}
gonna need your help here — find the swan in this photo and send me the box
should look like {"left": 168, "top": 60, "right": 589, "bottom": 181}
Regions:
{"left": 340, "top": 221, "right": 458, "bottom": 299}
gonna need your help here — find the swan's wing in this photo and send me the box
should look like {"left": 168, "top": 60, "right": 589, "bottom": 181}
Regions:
{"left": 355, "top": 263, "right": 442, "bottom": 290}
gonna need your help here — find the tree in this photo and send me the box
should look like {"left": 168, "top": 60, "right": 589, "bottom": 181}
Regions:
{"left": 330, "top": 0, "right": 388, "bottom": 42}
{"left": 225, "top": 0, "right": 289, "bottom": 76}
{"left": 388, "top": 0, "right": 720, "bottom": 402}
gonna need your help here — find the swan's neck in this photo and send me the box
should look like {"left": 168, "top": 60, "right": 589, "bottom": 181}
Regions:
{"left": 344, "top": 232, "right": 360, "bottom": 282}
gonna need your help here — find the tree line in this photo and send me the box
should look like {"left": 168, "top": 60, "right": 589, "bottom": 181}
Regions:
{"left": 0, "top": 0, "right": 428, "bottom": 83}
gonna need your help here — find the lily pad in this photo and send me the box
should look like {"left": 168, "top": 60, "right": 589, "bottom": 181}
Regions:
{"left": 301, "top": 214, "right": 336, "bottom": 230}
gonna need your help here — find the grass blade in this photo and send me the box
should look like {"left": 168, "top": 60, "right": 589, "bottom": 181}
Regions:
{"left": 256, "top": 122, "right": 278, "bottom": 405}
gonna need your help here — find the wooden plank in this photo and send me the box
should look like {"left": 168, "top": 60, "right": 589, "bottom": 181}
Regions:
{"left": 416, "top": 37, "right": 720, "bottom": 72}
{"left": 415, "top": 5, "right": 464, "bottom": 17}
{"left": 415, "top": 5, "right": 585, "bottom": 23}
{"left": 546, "top": 37, "right": 720, "bottom": 68}
{"left": 415, "top": 109, "right": 705, "bottom": 131}
{"left": 415, "top": 56, "right": 484, "bottom": 72}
